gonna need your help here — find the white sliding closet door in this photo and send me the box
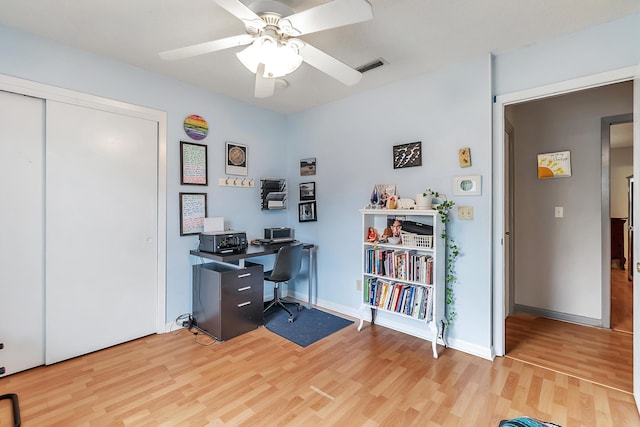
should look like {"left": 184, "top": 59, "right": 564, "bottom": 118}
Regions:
{"left": 0, "top": 91, "right": 45, "bottom": 374}
{"left": 45, "top": 100, "right": 158, "bottom": 364}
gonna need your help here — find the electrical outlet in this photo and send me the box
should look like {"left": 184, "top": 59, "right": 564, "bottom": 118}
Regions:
{"left": 458, "top": 206, "right": 473, "bottom": 220}
{"left": 356, "top": 279, "right": 362, "bottom": 291}
{"left": 555, "top": 207, "right": 563, "bottom": 218}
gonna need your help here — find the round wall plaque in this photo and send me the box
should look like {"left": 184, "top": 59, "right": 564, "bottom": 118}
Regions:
{"left": 183, "top": 114, "right": 208, "bottom": 140}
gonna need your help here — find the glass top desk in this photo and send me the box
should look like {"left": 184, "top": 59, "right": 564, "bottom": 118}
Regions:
{"left": 190, "top": 241, "right": 316, "bottom": 309}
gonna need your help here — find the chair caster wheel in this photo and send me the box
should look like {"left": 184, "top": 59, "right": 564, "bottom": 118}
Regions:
{"left": 297, "top": 305, "right": 303, "bottom": 311}
{"left": 288, "top": 317, "right": 294, "bottom": 323}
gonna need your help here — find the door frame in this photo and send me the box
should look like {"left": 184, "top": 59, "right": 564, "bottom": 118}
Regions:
{"left": 504, "top": 120, "right": 515, "bottom": 316}
{"left": 492, "top": 66, "right": 637, "bottom": 357}
{"left": 601, "top": 113, "right": 634, "bottom": 330}
{"left": 0, "top": 73, "right": 168, "bottom": 334}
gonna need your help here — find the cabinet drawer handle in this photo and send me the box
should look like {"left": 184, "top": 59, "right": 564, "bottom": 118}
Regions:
{"left": 238, "top": 273, "right": 252, "bottom": 278}
{"left": 237, "top": 301, "right": 251, "bottom": 308}
{"left": 237, "top": 286, "right": 251, "bottom": 292}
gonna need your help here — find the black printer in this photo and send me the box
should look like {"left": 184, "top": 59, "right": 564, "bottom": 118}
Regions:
{"left": 198, "top": 230, "right": 248, "bottom": 254}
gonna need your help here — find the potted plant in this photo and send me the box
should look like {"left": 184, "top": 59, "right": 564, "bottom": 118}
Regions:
{"left": 423, "top": 188, "right": 449, "bottom": 209}
{"left": 424, "top": 188, "right": 458, "bottom": 324}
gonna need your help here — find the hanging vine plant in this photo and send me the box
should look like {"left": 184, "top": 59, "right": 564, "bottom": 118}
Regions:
{"left": 425, "top": 189, "right": 459, "bottom": 325}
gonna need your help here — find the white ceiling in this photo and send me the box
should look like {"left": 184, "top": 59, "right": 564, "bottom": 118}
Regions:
{"left": 1, "top": 0, "right": 640, "bottom": 115}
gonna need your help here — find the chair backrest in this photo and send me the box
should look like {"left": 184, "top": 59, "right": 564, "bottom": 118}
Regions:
{"left": 267, "top": 242, "right": 304, "bottom": 282}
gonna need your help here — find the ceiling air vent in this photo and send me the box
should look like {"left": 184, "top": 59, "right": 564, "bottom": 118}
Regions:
{"left": 356, "top": 58, "right": 386, "bottom": 74}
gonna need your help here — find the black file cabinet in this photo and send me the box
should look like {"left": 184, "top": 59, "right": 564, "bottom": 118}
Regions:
{"left": 192, "top": 261, "right": 264, "bottom": 341}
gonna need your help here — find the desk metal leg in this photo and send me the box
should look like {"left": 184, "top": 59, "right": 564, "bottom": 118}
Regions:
{"left": 307, "top": 247, "right": 316, "bottom": 310}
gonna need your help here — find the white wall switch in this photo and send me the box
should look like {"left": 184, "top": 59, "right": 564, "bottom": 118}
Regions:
{"left": 555, "top": 207, "right": 563, "bottom": 218}
{"left": 458, "top": 206, "right": 474, "bottom": 220}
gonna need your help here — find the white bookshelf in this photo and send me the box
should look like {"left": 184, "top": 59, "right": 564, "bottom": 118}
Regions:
{"left": 358, "top": 208, "right": 447, "bottom": 358}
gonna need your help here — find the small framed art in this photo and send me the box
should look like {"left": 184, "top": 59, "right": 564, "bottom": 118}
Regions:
{"left": 453, "top": 175, "right": 481, "bottom": 196}
{"left": 299, "top": 182, "right": 316, "bottom": 201}
{"left": 225, "top": 142, "right": 248, "bottom": 176}
{"left": 393, "top": 141, "right": 422, "bottom": 169}
{"left": 300, "top": 158, "right": 316, "bottom": 176}
{"left": 458, "top": 147, "right": 471, "bottom": 168}
{"left": 537, "top": 151, "right": 571, "bottom": 179}
{"left": 299, "top": 201, "right": 317, "bottom": 222}
{"left": 180, "top": 192, "right": 207, "bottom": 236}
{"left": 180, "top": 141, "right": 208, "bottom": 185}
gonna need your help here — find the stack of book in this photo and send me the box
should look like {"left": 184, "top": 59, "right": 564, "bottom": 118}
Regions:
{"left": 364, "top": 278, "right": 433, "bottom": 320}
{"left": 365, "top": 248, "right": 433, "bottom": 284}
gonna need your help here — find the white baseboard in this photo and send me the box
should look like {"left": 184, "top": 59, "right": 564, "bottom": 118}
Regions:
{"left": 297, "top": 292, "right": 494, "bottom": 361}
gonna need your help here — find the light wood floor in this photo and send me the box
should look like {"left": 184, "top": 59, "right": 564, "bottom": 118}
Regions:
{"left": 506, "top": 267, "right": 634, "bottom": 394}
{"left": 2, "top": 318, "right": 639, "bottom": 426}
{"left": 611, "top": 266, "right": 633, "bottom": 333}
{"left": 506, "top": 313, "right": 633, "bottom": 393}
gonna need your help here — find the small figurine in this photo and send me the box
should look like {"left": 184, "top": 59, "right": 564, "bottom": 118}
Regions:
{"left": 379, "top": 227, "right": 393, "bottom": 243}
{"left": 387, "top": 195, "right": 398, "bottom": 209}
{"left": 366, "top": 227, "right": 379, "bottom": 243}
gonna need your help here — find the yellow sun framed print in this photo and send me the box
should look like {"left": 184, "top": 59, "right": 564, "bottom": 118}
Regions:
{"left": 537, "top": 151, "right": 571, "bottom": 179}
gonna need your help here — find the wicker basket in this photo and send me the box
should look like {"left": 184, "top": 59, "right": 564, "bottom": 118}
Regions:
{"left": 401, "top": 232, "right": 433, "bottom": 248}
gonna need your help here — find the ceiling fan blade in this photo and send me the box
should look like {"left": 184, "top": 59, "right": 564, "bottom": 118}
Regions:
{"left": 159, "top": 34, "right": 255, "bottom": 61}
{"left": 255, "top": 64, "right": 276, "bottom": 98}
{"left": 279, "top": 0, "right": 373, "bottom": 36}
{"left": 300, "top": 42, "right": 362, "bottom": 86}
{"left": 211, "top": 0, "right": 261, "bottom": 23}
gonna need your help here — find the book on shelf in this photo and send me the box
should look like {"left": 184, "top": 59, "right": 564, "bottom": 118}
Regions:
{"left": 379, "top": 280, "right": 392, "bottom": 308}
{"left": 403, "top": 286, "right": 415, "bottom": 315}
{"left": 412, "top": 287, "right": 424, "bottom": 318}
{"left": 419, "top": 287, "right": 432, "bottom": 320}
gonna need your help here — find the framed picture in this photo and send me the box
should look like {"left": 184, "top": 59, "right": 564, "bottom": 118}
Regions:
{"left": 393, "top": 141, "right": 422, "bottom": 169}
{"left": 261, "top": 178, "right": 287, "bottom": 210}
{"left": 180, "top": 192, "right": 207, "bottom": 236}
{"left": 299, "top": 182, "right": 316, "bottom": 201}
{"left": 537, "top": 150, "right": 571, "bottom": 179}
{"left": 298, "top": 201, "right": 317, "bottom": 222}
{"left": 453, "top": 175, "right": 481, "bottom": 196}
{"left": 225, "top": 142, "right": 248, "bottom": 176}
{"left": 180, "top": 141, "right": 208, "bottom": 185}
{"left": 458, "top": 147, "right": 471, "bottom": 168}
{"left": 300, "top": 158, "right": 316, "bottom": 176}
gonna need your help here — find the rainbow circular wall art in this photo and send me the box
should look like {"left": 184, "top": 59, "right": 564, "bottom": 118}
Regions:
{"left": 183, "top": 114, "right": 209, "bottom": 140}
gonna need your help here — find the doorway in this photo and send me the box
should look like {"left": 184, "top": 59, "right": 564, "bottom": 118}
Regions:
{"left": 493, "top": 66, "right": 640, "bottom": 409}
{"left": 606, "top": 118, "right": 634, "bottom": 334}
{"left": 498, "top": 82, "right": 634, "bottom": 393}
{"left": 504, "top": 81, "right": 632, "bottom": 328}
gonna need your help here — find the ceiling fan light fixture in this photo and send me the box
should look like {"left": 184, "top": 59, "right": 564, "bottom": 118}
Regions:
{"left": 236, "top": 36, "right": 303, "bottom": 78}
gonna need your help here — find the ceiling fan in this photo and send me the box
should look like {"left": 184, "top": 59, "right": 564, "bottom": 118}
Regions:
{"left": 159, "top": 0, "right": 374, "bottom": 98}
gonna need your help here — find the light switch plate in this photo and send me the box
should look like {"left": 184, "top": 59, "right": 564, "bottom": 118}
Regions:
{"left": 458, "top": 206, "right": 473, "bottom": 220}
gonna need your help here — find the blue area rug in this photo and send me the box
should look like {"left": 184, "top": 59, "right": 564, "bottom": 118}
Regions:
{"left": 264, "top": 307, "right": 354, "bottom": 347}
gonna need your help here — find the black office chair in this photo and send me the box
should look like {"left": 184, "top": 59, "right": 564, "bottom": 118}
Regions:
{"left": 263, "top": 242, "right": 304, "bottom": 323}
{"left": 1, "top": 342, "right": 21, "bottom": 427}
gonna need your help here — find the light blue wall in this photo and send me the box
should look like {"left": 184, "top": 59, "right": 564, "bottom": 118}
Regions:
{"left": 286, "top": 55, "right": 494, "bottom": 354}
{"left": 494, "top": 12, "right": 640, "bottom": 95}
{"left": 0, "top": 25, "right": 289, "bottom": 324}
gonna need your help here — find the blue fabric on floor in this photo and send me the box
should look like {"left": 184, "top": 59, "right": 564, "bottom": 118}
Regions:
{"left": 499, "top": 417, "right": 562, "bottom": 427}
{"left": 264, "top": 306, "right": 354, "bottom": 347}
